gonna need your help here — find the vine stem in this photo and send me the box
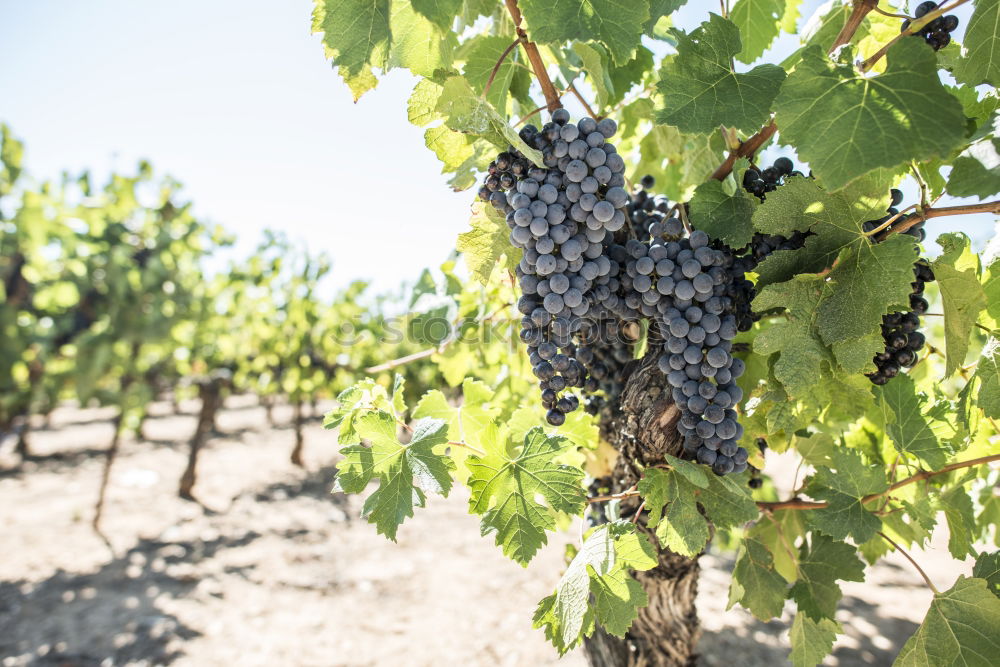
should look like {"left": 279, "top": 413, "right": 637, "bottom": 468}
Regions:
{"left": 482, "top": 38, "right": 522, "bottom": 99}
{"left": 757, "top": 453, "right": 1000, "bottom": 512}
{"left": 448, "top": 440, "right": 486, "bottom": 456}
{"left": 860, "top": 0, "right": 971, "bottom": 71}
{"left": 709, "top": 119, "right": 778, "bottom": 181}
{"left": 829, "top": 0, "right": 878, "bottom": 55}
{"left": 504, "top": 0, "right": 562, "bottom": 111}
{"left": 883, "top": 200, "right": 1000, "bottom": 239}
{"left": 588, "top": 487, "right": 639, "bottom": 504}
{"left": 879, "top": 531, "right": 940, "bottom": 594}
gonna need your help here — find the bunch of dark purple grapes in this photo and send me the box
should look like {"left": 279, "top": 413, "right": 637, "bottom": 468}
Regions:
{"left": 868, "top": 261, "right": 933, "bottom": 385}
{"left": 742, "top": 157, "right": 803, "bottom": 200}
{"left": 862, "top": 189, "right": 934, "bottom": 385}
{"left": 627, "top": 175, "right": 684, "bottom": 242}
{"left": 903, "top": 2, "right": 959, "bottom": 50}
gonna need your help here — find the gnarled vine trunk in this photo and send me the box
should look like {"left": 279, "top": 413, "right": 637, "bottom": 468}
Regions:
{"left": 179, "top": 378, "right": 225, "bottom": 500}
{"left": 584, "top": 353, "right": 702, "bottom": 667}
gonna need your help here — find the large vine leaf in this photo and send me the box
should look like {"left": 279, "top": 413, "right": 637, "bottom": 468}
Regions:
{"left": 948, "top": 120, "right": 1000, "bottom": 198}
{"left": 789, "top": 533, "right": 865, "bottom": 621}
{"left": 730, "top": 0, "right": 786, "bottom": 64}
{"left": 637, "top": 461, "right": 711, "bottom": 557}
{"left": 972, "top": 337, "right": 1000, "bottom": 418}
{"left": 333, "top": 411, "right": 453, "bottom": 540}
{"left": 457, "top": 201, "right": 520, "bottom": 285}
{"left": 805, "top": 448, "right": 887, "bottom": 543}
{"left": 533, "top": 521, "right": 657, "bottom": 654}
{"left": 932, "top": 233, "right": 987, "bottom": 377}
{"left": 774, "top": 39, "right": 965, "bottom": 191}
{"left": 412, "top": 377, "right": 501, "bottom": 482}
{"left": 467, "top": 426, "right": 587, "bottom": 565}
{"left": 973, "top": 552, "right": 1000, "bottom": 598}
{"left": 312, "top": 0, "right": 391, "bottom": 100}
{"left": 789, "top": 613, "right": 841, "bottom": 667}
{"left": 687, "top": 159, "right": 759, "bottom": 248}
{"left": 728, "top": 537, "right": 788, "bottom": 621}
{"left": 753, "top": 276, "right": 833, "bottom": 399}
{"left": 411, "top": 0, "right": 463, "bottom": 31}
{"left": 519, "top": 0, "right": 650, "bottom": 64}
{"left": 657, "top": 13, "right": 786, "bottom": 133}
{"left": 435, "top": 76, "right": 544, "bottom": 159}
{"left": 751, "top": 174, "right": 918, "bottom": 355}
{"left": 875, "top": 373, "right": 949, "bottom": 469}
{"left": 894, "top": 577, "right": 1000, "bottom": 666}
{"left": 460, "top": 34, "right": 520, "bottom": 110}
{"left": 953, "top": 0, "right": 1000, "bottom": 88}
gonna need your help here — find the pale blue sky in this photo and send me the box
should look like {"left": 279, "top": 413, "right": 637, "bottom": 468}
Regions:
{"left": 1, "top": 0, "right": 992, "bottom": 296}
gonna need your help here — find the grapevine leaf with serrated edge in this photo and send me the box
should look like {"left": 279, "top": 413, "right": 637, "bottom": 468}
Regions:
{"left": 774, "top": 39, "right": 965, "bottom": 191}
{"left": 458, "top": 201, "right": 521, "bottom": 285}
{"left": 932, "top": 233, "right": 987, "bottom": 377}
{"left": 805, "top": 448, "right": 887, "bottom": 544}
{"left": 519, "top": 0, "right": 650, "bottom": 65}
{"left": 895, "top": 577, "right": 1000, "bottom": 666}
{"left": 533, "top": 521, "right": 657, "bottom": 655}
{"left": 789, "top": 533, "right": 865, "bottom": 621}
{"left": 728, "top": 537, "right": 788, "bottom": 620}
{"left": 333, "top": 411, "right": 453, "bottom": 541}
{"left": 789, "top": 613, "right": 841, "bottom": 667}
{"left": 953, "top": 0, "right": 1000, "bottom": 88}
{"left": 657, "top": 14, "right": 786, "bottom": 133}
{"left": 875, "top": 373, "right": 948, "bottom": 469}
{"left": 467, "top": 426, "right": 587, "bottom": 565}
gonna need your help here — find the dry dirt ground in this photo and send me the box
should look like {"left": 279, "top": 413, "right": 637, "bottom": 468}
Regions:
{"left": 0, "top": 395, "right": 979, "bottom": 667}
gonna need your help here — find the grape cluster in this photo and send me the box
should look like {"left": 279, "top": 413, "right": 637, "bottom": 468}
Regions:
{"left": 742, "top": 157, "right": 803, "bottom": 201}
{"left": 645, "top": 230, "right": 750, "bottom": 475}
{"left": 868, "top": 261, "right": 933, "bottom": 385}
{"left": 903, "top": 2, "right": 959, "bottom": 50}
{"left": 480, "top": 109, "right": 631, "bottom": 426}
{"left": 627, "top": 176, "right": 684, "bottom": 242}
{"left": 862, "top": 189, "right": 934, "bottom": 385}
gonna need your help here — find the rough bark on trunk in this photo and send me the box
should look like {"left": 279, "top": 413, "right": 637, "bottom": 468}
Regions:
{"left": 179, "top": 379, "right": 224, "bottom": 500}
{"left": 290, "top": 399, "right": 305, "bottom": 467}
{"left": 583, "top": 353, "right": 702, "bottom": 667}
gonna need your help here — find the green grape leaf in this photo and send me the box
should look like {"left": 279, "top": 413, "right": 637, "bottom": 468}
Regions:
{"left": 412, "top": 378, "right": 500, "bottom": 482}
{"left": 948, "top": 137, "right": 1000, "bottom": 198}
{"left": 324, "top": 379, "right": 392, "bottom": 443}
{"left": 974, "top": 337, "right": 1000, "bottom": 419}
{"left": 312, "top": 0, "right": 391, "bottom": 100}
{"left": 817, "top": 235, "right": 918, "bottom": 348}
{"left": 789, "top": 533, "right": 865, "bottom": 621}
{"left": 638, "top": 467, "right": 710, "bottom": 557}
{"left": 573, "top": 42, "right": 616, "bottom": 111}
{"left": 749, "top": 508, "right": 804, "bottom": 583}
{"left": 424, "top": 125, "right": 475, "bottom": 172}
{"left": 974, "top": 551, "right": 1000, "bottom": 598}
{"left": 435, "top": 75, "right": 544, "bottom": 159}
{"left": 730, "top": 0, "right": 785, "bottom": 64}
{"left": 658, "top": 14, "right": 786, "bottom": 133}
{"left": 457, "top": 201, "right": 520, "bottom": 285}
{"left": 407, "top": 78, "right": 444, "bottom": 127}
{"left": 774, "top": 39, "right": 965, "bottom": 191}
{"left": 953, "top": 0, "right": 1000, "bottom": 88}
{"left": 753, "top": 173, "right": 917, "bottom": 348}
{"left": 645, "top": 0, "right": 689, "bottom": 35}
{"left": 688, "top": 166, "right": 759, "bottom": 248}
{"left": 805, "top": 448, "right": 887, "bottom": 543}
{"left": 334, "top": 411, "right": 452, "bottom": 540}
{"left": 411, "top": 0, "right": 462, "bottom": 30}
{"left": 789, "top": 613, "right": 841, "bottom": 667}
{"left": 698, "top": 471, "right": 760, "bottom": 528}
{"left": 895, "top": 577, "right": 1000, "bottom": 666}
{"left": 467, "top": 426, "right": 587, "bottom": 565}
{"left": 751, "top": 172, "right": 894, "bottom": 286}
{"left": 519, "top": 0, "right": 650, "bottom": 64}
{"left": 941, "top": 486, "right": 977, "bottom": 560}
{"left": 388, "top": 1, "right": 455, "bottom": 77}
{"left": 753, "top": 276, "right": 832, "bottom": 398}
{"left": 728, "top": 537, "right": 788, "bottom": 621}
{"left": 533, "top": 521, "right": 657, "bottom": 654}
{"left": 932, "top": 233, "right": 986, "bottom": 377}
{"left": 875, "top": 374, "right": 948, "bottom": 469}
{"left": 461, "top": 34, "right": 520, "bottom": 110}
